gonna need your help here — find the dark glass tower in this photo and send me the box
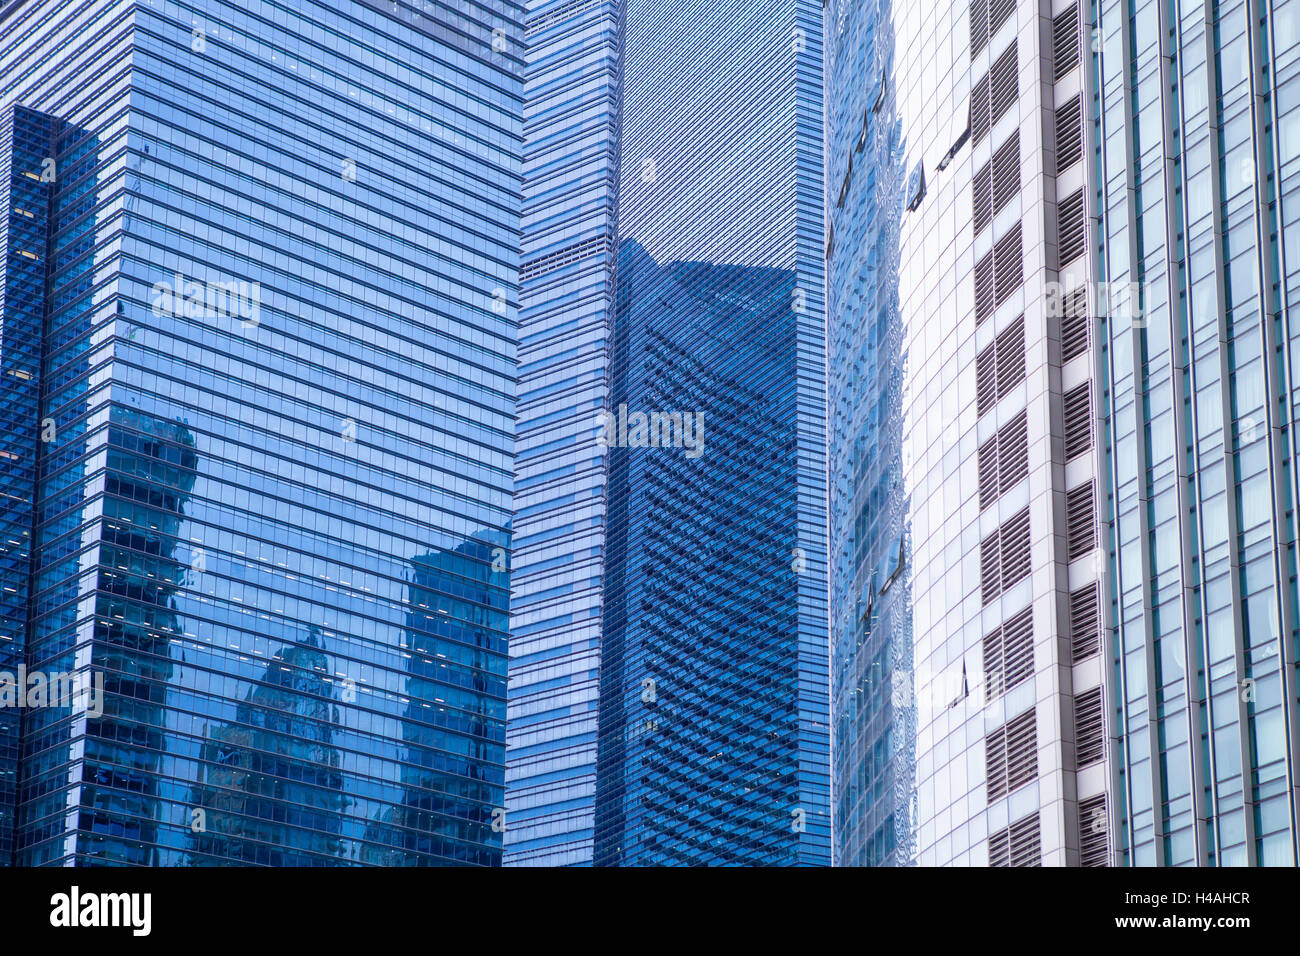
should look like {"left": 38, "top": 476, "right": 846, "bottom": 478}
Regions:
{"left": 0, "top": 0, "right": 519, "bottom": 865}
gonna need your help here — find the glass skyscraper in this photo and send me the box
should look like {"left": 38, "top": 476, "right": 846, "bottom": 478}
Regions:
{"left": 507, "top": 0, "right": 831, "bottom": 865}
{"left": 0, "top": 0, "right": 520, "bottom": 865}
{"left": 505, "top": 0, "right": 623, "bottom": 867}
{"left": 826, "top": 0, "right": 1110, "bottom": 866}
{"left": 1093, "top": 0, "right": 1300, "bottom": 866}
{"left": 828, "top": 0, "right": 1300, "bottom": 869}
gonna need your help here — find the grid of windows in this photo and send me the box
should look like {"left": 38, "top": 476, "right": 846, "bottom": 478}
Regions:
{"left": 1095, "top": 0, "right": 1300, "bottom": 866}
{"left": 1, "top": 0, "right": 521, "bottom": 865}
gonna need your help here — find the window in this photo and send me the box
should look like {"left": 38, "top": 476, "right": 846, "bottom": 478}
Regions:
{"left": 906, "top": 162, "right": 927, "bottom": 211}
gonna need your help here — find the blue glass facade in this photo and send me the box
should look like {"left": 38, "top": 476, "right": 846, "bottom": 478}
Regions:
{"left": 824, "top": 0, "right": 916, "bottom": 868}
{"left": 508, "top": 0, "right": 831, "bottom": 865}
{"left": 0, "top": 0, "right": 520, "bottom": 865}
{"left": 505, "top": 0, "right": 623, "bottom": 867}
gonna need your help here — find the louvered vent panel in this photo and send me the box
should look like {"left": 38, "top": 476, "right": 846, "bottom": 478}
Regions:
{"left": 1061, "top": 285, "right": 1089, "bottom": 360}
{"left": 1074, "top": 686, "right": 1104, "bottom": 767}
{"left": 1004, "top": 709, "right": 1038, "bottom": 792}
{"left": 986, "top": 723, "right": 1010, "bottom": 801}
{"left": 976, "top": 342, "right": 999, "bottom": 415}
{"left": 1055, "top": 94, "right": 1083, "bottom": 174}
{"left": 521, "top": 233, "right": 612, "bottom": 283}
{"left": 979, "top": 412, "right": 1028, "bottom": 510}
{"left": 975, "top": 250, "right": 996, "bottom": 323}
{"left": 1053, "top": 3, "right": 1081, "bottom": 80}
{"left": 991, "top": 813, "right": 1043, "bottom": 867}
{"left": 970, "top": 0, "right": 989, "bottom": 59}
{"left": 1000, "top": 507, "right": 1032, "bottom": 589}
{"left": 983, "top": 606, "right": 1034, "bottom": 699}
{"left": 1070, "top": 581, "right": 1100, "bottom": 663}
{"left": 972, "top": 160, "right": 994, "bottom": 232}
{"left": 995, "top": 316, "right": 1026, "bottom": 400}
{"left": 989, "top": 0, "right": 1016, "bottom": 37}
{"left": 1057, "top": 189, "right": 1086, "bottom": 268}
{"left": 1002, "top": 605, "right": 1034, "bottom": 691}
{"left": 981, "top": 528, "right": 1002, "bottom": 605}
{"left": 992, "top": 132, "right": 1020, "bottom": 214}
{"left": 1063, "top": 381, "right": 1092, "bottom": 461}
{"left": 978, "top": 434, "right": 1000, "bottom": 510}
{"left": 990, "top": 42, "right": 1019, "bottom": 125}
{"left": 971, "top": 74, "right": 992, "bottom": 144}
{"left": 1066, "top": 481, "right": 1096, "bottom": 561}
{"left": 998, "top": 410, "right": 1029, "bottom": 494}
{"left": 1079, "top": 793, "right": 1109, "bottom": 866}
{"left": 994, "top": 222, "right": 1023, "bottom": 304}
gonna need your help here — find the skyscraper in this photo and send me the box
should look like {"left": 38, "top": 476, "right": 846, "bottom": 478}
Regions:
{"left": 826, "top": 0, "right": 1108, "bottom": 865}
{"left": 505, "top": 0, "right": 623, "bottom": 867}
{"left": 507, "top": 0, "right": 831, "bottom": 865}
{"left": 0, "top": 0, "right": 519, "bottom": 865}
{"left": 1092, "top": 0, "right": 1300, "bottom": 866}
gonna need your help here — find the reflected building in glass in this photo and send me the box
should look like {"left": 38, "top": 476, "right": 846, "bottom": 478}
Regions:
{"left": 508, "top": 0, "right": 831, "bottom": 865}
{"left": 825, "top": 0, "right": 1109, "bottom": 865}
{"left": 1091, "top": 0, "right": 1300, "bottom": 866}
{"left": 0, "top": 0, "right": 519, "bottom": 865}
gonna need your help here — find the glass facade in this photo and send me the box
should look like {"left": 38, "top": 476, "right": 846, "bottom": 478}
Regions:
{"left": 825, "top": 0, "right": 915, "bottom": 868}
{"left": 595, "top": 0, "right": 830, "bottom": 868}
{"left": 1093, "top": 0, "right": 1300, "bottom": 866}
{"left": 0, "top": 0, "right": 520, "bottom": 865}
{"left": 508, "top": 0, "right": 831, "bottom": 865}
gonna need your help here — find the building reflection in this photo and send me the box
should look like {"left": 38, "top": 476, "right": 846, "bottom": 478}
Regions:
{"left": 361, "top": 532, "right": 508, "bottom": 865}
{"left": 595, "top": 239, "right": 830, "bottom": 864}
